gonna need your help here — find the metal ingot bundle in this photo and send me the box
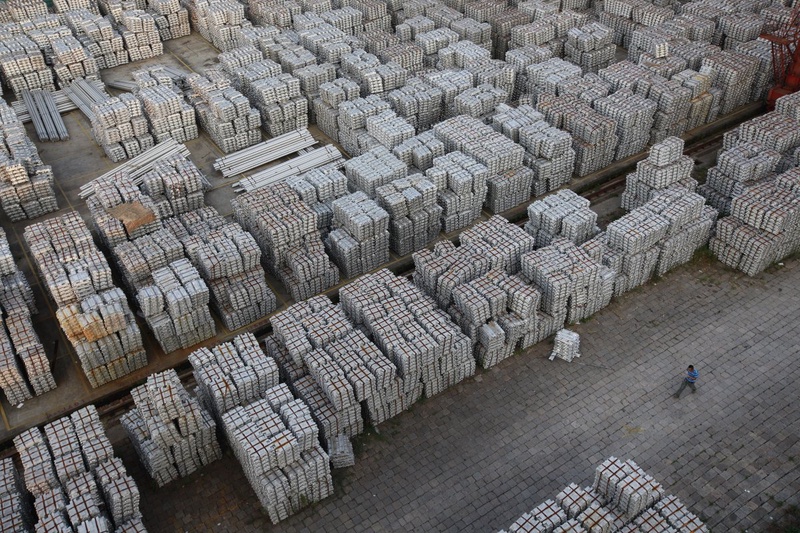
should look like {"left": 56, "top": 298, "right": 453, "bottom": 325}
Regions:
{"left": 424, "top": 151, "right": 489, "bottom": 233}
{"left": 375, "top": 174, "right": 441, "bottom": 255}
{"left": 90, "top": 94, "right": 154, "bottom": 162}
{"left": 621, "top": 136, "right": 695, "bottom": 211}
{"left": 138, "top": 84, "right": 198, "bottom": 144}
{"left": 325, "top": 192, "right": 390, "bottom": 279}
{"left": 391, "top": 131, "right": 446, "bottom": 173}
{"left": 287, "top": 165, "right": 349, "bottom": 233}
{"left": 120, "top": 10, "right": 163, "bottom": 61}
{"left": 525, "top": 189, "right": 599, "bottom": 247}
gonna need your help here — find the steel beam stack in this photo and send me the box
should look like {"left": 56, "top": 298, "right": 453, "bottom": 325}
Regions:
{"left": 90, "top": 94, "right": 154, "bottom": 162}
{"left": 136, "top": 259, "right": 215, "bottom": 352}
{"left": 15, "top": 406, "right": 145, "bottom": 531}
{"left": 121, "top": 369, "right": 222, "bottom": 486}
{"left": 376, "top": 174, "right": 441, "bottom": 255}
{"left": 186, "top": 73, "right": 261, "bottom": 154}
{"left": 190, "top": 332, "right": 280, "bottom": 417}
{"left": 0, "top": 100, "right": 58, "bottom": 220}
{"left": 325, "top": 192, "right": 390, "bottom": 279}
{"left": 0, "top": 35, "right": 55, "bottom": 96}
{"left": 525, "top": 189, "right": 599, "bottom": 247}
{"left": 621, "top": 136, "right": 696, "bottom": 211}
{"left": 339, "top": 268, "right": 473, "bottom": 401}
{"left": 521, "top": 238, "right": 613, "bottom": 337}
{"left": 286, "top": 165, "right": 349, "bottom": 233}
{"left": 233, "top": 183, "right": 340, "bottom": 302}
{"left": 0, "top": 228, "right": 55, "bottom": 403}
{"left": 710, "top": 168, "right": 800, "bottom": 276}
{"left": 24, "top": 213, "right": 146, "bottom": 387}
{"left": 138, "top": 84, "right": 198, "bottom": 144}
{"left": 64, "top": 9, "right": 129, "bottom": 70}
{"left": 499, "top": 457, "right": 706, "bottom": 533}
{"left": 147, "top": 0, "right": 191, "bottom": 40}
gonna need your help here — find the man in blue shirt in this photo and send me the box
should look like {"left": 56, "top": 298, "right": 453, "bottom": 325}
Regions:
{"left": 673, "top": 365, "right": 699, "bottom": 398}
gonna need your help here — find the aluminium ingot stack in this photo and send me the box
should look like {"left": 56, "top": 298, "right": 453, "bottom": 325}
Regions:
{"left": 0, "top": 228, "right": 55, "bottom": 404}
{"left": 335, "top": 95, "right": 392, "bottom": 156}
{"left": 525, "top": 189, "right": 599, "bottom": 248}
{"left": 147, "top": 0, "right": 191, "bottom": 40}
{"left": 232, "top": 183, "right": 340, "bottom": 302}
{"left": 313, "top": 78, "right": 361, "bottom": 143}
{"left": 286, "top": 165, "right": 350, "bottom": 234}
{"left": 344, "top": 145, "right": 408, "bottom": 197}
{"left": 183, "top": 0, "right": 251, "bottom": 51}
{"left": 339, "top": 268, "right": 474, "bottom": 400}
{"left": 90, "top": 94, "right": 154, "bottom": 162}
{"left": 24, "top": 213, "right": 146, "bottom": 388}
{"left": 325, "top": 191, "right": 390, "bottom": 279}
{"left": 119, "top": 10, "right": 163, "bottom": 61}
{"left": 0, "top": 35, "right": 55, "bottom": 96}
{"left": 620, "top": 136, "right": 696, "bottom": 211}
{"left": 189, "top": 333, "right": 280, "bottom": 418}
{"left": 0, "top": 100, "right": 58, "bottom": 221}
{"left": 0, "top": 457, "right": 32, "bottom": 531}
{"left": 424, "top": 151, "right": 489, "bottom": 233}
{"left": 137, "top": 84, "right": 198, "bottom": 144}
{"left": 136, "top": 259, "right": 216, "bottom": 352}
{"left": 387, "top": 77, "right": 444, "bottom": 132}
{"left": 392, "top": 130, "right": 446, "bottom": 173}
{"left": 122, "top": 369, "right": 222, "bottom": 486}
{"left": 14, "top": 406, "right": 145, "bottom": 531}
{"left": 375, "top": 174, "right": 441, "bottom": 255}
{"left": 185, "top": 73, "right": 262, "bottom": 154}
{"left": 63, "top": 9, "right": 129, "bottom": 70}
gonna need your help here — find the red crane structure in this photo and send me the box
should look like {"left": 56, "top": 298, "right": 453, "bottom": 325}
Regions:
{"left": 762, "top": 5, "right": 800, "bottom": 110}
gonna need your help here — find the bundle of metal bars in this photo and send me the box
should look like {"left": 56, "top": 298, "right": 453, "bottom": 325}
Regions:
{"left": 21, "top": 90, "right": 69, "bottom": 142}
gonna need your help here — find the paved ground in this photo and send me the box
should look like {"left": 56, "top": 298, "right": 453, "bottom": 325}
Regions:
{"left": 106, "top": 254, "right": 800, "bottom": 532}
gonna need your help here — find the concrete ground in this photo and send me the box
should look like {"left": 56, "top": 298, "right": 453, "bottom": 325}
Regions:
{"left": 106, "top": 254, "right": 800, "bottom": 533}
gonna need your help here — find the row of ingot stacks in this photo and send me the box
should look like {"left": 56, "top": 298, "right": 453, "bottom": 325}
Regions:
{"left": 24, "top": 212, "right": 146, "bottom": 388}
{"left": 710, "top": 168, "right": 800, "bottom": 276}
{"left": 0, "top": 34, "right": 55, "bottom": 96}
{"left": 121, "top": 369, "right": 222, "bottom": 487}
{"left": 90, "top": 93, "right": 154, "bottom": 162}
{"left": 136, "top": 259, "right": 216, "bottom": 353}
{"left": 51, "top": 34, "right": 100, "bottom": 86}
{"left": 14, "top": 406, "right": 146, "bottom": 531}
{"left": 0, "top": 99, "right": 58, "bottom": 220}
{"left": 185, "top": 72, "right": 262, "bottom": 154}
{"left": 148, "top": 0, "right": 191, "bottom": 41}
{"left": 339, "top": 268, "right": 473, "bottom": 401}
{"left": 233, "top": 183, "right": 340, "bottom": 302}
{"left": 0, "top": 457, "right": 32, "bottom": 531}
{"left": 499, "top": 457, "right": 707, "bottom": 533}
{"left": 189, "top": 334, "right": 335, "bottom": 523}
{"left": 0, "top": 227, "right": 55, "bottom": 406}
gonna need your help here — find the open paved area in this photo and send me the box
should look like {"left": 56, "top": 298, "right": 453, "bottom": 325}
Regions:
{"left": 105, "top": 254, "right": 800, "bottom": 532}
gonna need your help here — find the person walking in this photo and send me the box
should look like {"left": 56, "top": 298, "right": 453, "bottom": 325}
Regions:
{"left": 673, "top": 365, "right": 699, "bottom": 398}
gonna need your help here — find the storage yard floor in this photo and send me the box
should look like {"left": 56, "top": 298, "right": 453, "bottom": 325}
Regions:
{"left": 107, "top": 255, "right": 800, "bottom": 532}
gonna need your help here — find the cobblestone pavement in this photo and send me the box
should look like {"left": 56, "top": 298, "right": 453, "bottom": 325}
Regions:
{"left": 111, "top": 256, "right": 800, "bottom": 533}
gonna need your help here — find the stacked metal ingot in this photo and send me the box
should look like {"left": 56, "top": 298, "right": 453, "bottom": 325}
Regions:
{"left": 138, "top": 84, "right": 198, "bottom": 143}
{"left": 245, "top": 70, "right": 308, "bottom": 137}
{"left": 174, "top": 207, "right": 278, "bottom": 330}
{"left": 0, "top": 457, "right": 32, "bottom": 531}
{"left": 420, "top": 69, "right": 474, "bottom": 118}
{"left": 525, "top": 189, "right": 599, "bottom": 247}
{"left": 505, "top": 44, "right": 553, "bottom": 100}
{"left": 136, "top": 259, "right": 215, "bottom": 352}
{"left": 384, "top": 77, "right": 442, "bottom": 134}
{"left": 341, "top": 49, "right": 408, "bottom": 97}
{"left": 521, "top": 238, "right": 613, "bottom": 334}
{"left": 339, "top": 268, "right": 473, "bottom": 401}
{"left": 90, "top": 94, "right": 154, "bottom": 162}
{"left": 437, "top": 39, "right": 490, "bottom": 70}
{"left": 121, "top": 369, "right": 222, "bottom": 486}
{"left": 453, "top": 83, "right": 507, "bottom": 120}
{"left": 392, "top": 130, "right": 446, "bottom": 173}
{"left": 120, "top": 10, "right": 163, "bottom": 61}
{"left": 313, "top": 78, "right": 361, "bottom": 142}
{"left": 365, "top": 109, "right": 416, "bottom": 151}
{"left": 526, "top": 57, "right": 583, "bottom": 101}
{"left": 0, "top": 34, "right": 54, "bottom": 96}
{"left": 344, "top": 146, "right": 407, "bottom": 196}
{"left": 233, "top": 183, "right": 340, "bottom": 302}
{"left": 550, "top": 328, "right": 580, "bottom": 362}
{"left": 499, "top": 457, "right": 706, "bottom": 533}
{"left": 186, "top": 73, "right": 261, "bottom": 154}
{"left": 537, "top": 93, "right": 618, "bottom": 177}
{"left": 434, "top": 115, "right": 525, "bottom": 175}
{"left": 325, "top": 192, "right": 390, "bottom": 279}
{"left": 64, "top": 9, "right": 129, "bottom": 70}
{"left": 287, "top": 166, "right": 349, "bottom": 234}
{"left": 184, "top": 0, "right": 250, "bottom": 51}
{"left": 335, "top": 95, "right": 391, "bottom": 156}
{"left": 113, "top": 229, "right": 183, "bottom": 291}
{"left": 700, "top": 51, "right": 758, "bottom": 117}
{"left": 594, "top": 89, "right": 657, "bottom": 159}
{"left": 0, "top": 100, "right": 58, "bottom": 220}
{"left": 139, "top": 153, "right": 206, "bottom": 217}
{"left": 189, "top": 332, "right": 280, "bottom": 418}
{"left": 221, "top": 387, "right": 334, "bottom": 523}
{"left": 565, "top": 22, "right": 615, "bottom": 73}
{"left": 0, "top": 228, "right": 55, "bottom": 403}
{"left": 14, "top": 406, "right": 145, "bottom": 531}
{"left": 375, "top": 174, "right": 441, "bottom": 255}
{"left": 294, "top": 62, "right": 337, "bottom": 121}
{"left": 710, "top": 169, "right": 800, "bottom": 276}
{"left": 85, "top": 173, "right": 163, "bottom": 249}
{"left": 148, "top": 0, "right": 191, "bottom": 40}
{"left": 423, "top": 151, "right": 487, "bottom": 233}
{"left": 415, "top": 27, "right": 459, "bottom": 69}
{"left": 670, "top": 68, "right": 715, "bottom": 131}
{"left": 24, "top": 213, "right": 146, "bottom": 388}
{"left": 449, "top": 268, "right": 540, "bottom": 368}
{"left": 621, "top": 136, "right": 696, "bottom": 211}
